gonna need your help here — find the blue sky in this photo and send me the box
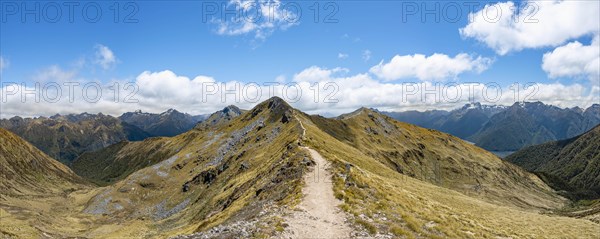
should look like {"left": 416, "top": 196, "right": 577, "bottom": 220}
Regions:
{"left": 0, "top": 0, "right": 599, "bottom": 117}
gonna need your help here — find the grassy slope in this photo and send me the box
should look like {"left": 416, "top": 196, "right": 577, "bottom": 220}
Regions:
{"left": 298, "top": 110, "right": 599, "bottom": 238}
{"left": 0, "top": 128, "right": 94, "bottom": 237}
{"left": 71, "top": 137, "right": 183, "bottom": 186}
{"left": 71, "top": 106, "right": 248, "bottom": 186}
{"left": 328, "top": 108, "right": 563, "bottom": 210}
{"left": 0, "top": 128, "right": 87, "bottom": 196}
{"left": 43, "top": 98, "right": 307, "bottom": 238}
{"left": 3, "top": 100, "right": 598, "bottom": 238}
{"left": 506, "top": 125, "right": 600, "bottom": 199}
{"left": 0, "top": 116, "right": 151, "bottom": 164}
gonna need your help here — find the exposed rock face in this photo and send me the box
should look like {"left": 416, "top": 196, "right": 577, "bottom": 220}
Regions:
{"left": 194, "top": 105, "right": 245, "bottom": 129}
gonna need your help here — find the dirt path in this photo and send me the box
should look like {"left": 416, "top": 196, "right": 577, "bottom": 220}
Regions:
{"left": 296, "top": 115, "right": 306, "bottom": 139}
{"left": 280, "top": 117, "right": 353, "bottom": 238}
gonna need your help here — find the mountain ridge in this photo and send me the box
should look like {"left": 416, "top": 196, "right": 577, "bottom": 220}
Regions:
{"left": 119, "top": 108, "right": 207, "bottom": 137}
{"left": 383, "top": 102, "right": 600, "bottom": 151}
{"left": 0, "top": 128, "right": 88, "bottom": 196}
{"left": 2, "top": 97, "right": 599, "bottom": 238}
{"left": 0, "top": 113, "right": 152, "bottom": 164}
{"left": 506, "top": 124, "right": 600, "bottom": 199}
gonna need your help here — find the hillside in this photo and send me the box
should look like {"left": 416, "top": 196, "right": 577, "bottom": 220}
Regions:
{"left": 384, "top": 102, "right": 600, "bottom": 151}
{"left": 119, "top": 109, "right": 207, "bottom": 137}
{"left": 71, "top": 98, "right": 599, "bottom": 238}
{"left": 72, "top": 106, "right": 245, "bottom": 186}
{"left": 2, "top": 98, "right": 599, "bottom": 238}
{"left": 382, "top": 109, "right": 449, "bottom": 129}
{"left": 74, "top": 97, "right": 309, "bottom": 237}
{"left": 506, "top": 125, "right": 600, "bottom": 199}
{"left": 297, "top": 107, "right": 599, "bottom": 238}
{"left": 194, "top": 105, "right": 245, "bottom": 129}
{"left": 0, "top": 113, "right": 152, "bottom": 164}
{"left": 382, "top": 102, "right": 506, "bottom": 139}
{"left": 0, "top": 128, "right": 95, "bottom": 238}
{"left": 0, "top": 128, "right": 87, "bottom": 196}
{"left": 314, "top": 107, "right": 564, "bottom": 210}
{"left": 472, "top": 102, "right": 600, "bottom": 151}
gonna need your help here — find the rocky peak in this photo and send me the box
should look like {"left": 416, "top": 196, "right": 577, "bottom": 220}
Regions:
{"left": 462, "top": 102, "right": 482, "bottom": 110}
{"left": 162, "top": 108, "right": 180, "bottom": 115}
{"left": 264, "top": 96, "right": 292, "bottom": 111}
{"left": 222, "top": 105, "right": 242, "bottom": 115}
{"left": 248, "top": 97, "right": 294, "bottom": 120}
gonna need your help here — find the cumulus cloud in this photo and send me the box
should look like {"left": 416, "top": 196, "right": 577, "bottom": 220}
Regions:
{"left": 289, "top": 66, "right": 599, "bottom": 114}
{"left": 0, "top": 67, "right": 115, "bottom": 118}
{"left": 369, "top": 53, "right": 493, "bottom": 81}
{"left": 293, "top": 66, "right": 348, "bottom": 82}
{"left": 94, "top": 44, "right": 117, "bottom": 70}
{"left": 522, "top": 82, "right": 599, "bottom": 108}
{"left": 213, "top": 0, "right": 299, "bottom": 40}
{"left": 460, "top": 1, "right": 600, "bottom": 55}
{"left": 32, "top": 66, "right": 78, "bottom": 83}
{"left": 542, "top": 35, "right": 600, "bottom": 83}
{"left": 2, "top": 67, "right": 597, "bottom": 118}
{"left": 338, "top": 53, "right": 349, "bottom": 60}
{"left": 0, "top": 70, "right": 221, "bottom": 118}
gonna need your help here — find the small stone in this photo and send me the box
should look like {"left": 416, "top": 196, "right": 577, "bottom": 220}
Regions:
{"left": 182, "top": 182, "right": 190, "bottom": 192}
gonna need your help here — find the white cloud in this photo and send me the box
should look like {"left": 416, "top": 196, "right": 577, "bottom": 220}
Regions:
{"left": 293, "top": 66, "right": 348, "bottom": 82}
{"left": 0, "top": 70, "right": 221, "bottom": 118}
{"left": 94, "top": 44, "right": 117, "bottom": 70}
{"left": 369, "top": 53, "right": 493, "bottom": 81}
{"left": 213, "top": 0, "right": 299, "bottom": 40}
{"left": 275, "top": 74, "right": 286, "bottom": 83}
{"left": 337, "top": 53, "right": 349, "bottom": 59}
{"left": 0, "top": 56, "right": 8, "bottom": 72}
{"left": 362, "top": 50, "right": 372, "bottom": 62}
{"left": 287, "top": 66, "right": 599, "bottom": 115}
{"left": 542, "top": 35, "right": 600, "bottom": 83}
{"left": 460, "top": 1, "right": 600, "bottom": 55}
{"left": 522, "top": 82, "right": 599, "bottom": 108}
{"left": 32, "top": 65, "right": 77, "bottom": 83}
{"left": 1, "top": 67, "right": 598, "bottom": 118}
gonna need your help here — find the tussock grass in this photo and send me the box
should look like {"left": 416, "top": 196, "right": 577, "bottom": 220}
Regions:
{"left": 3, "top": 100, "right": 599, "bottom": 238}
{"left": 297, "top": 111, "right": 600, "bottom": 238}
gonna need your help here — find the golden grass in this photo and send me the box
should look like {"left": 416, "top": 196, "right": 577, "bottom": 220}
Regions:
{"left": 297, "top": 112, "right": 600, "bottom": 238}
{"left": 2, "top": 99, "right": 313, "bottom": 238}
{"left": 2, "top": 101, "right": 598, "bottom": 238}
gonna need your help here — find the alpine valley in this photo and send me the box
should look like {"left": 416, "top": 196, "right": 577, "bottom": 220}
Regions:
{"left": 383, "top": 102, "right": 600, "bottom": 153}
{"left": 1, "top": 97, "right": 598, "bottom": 238}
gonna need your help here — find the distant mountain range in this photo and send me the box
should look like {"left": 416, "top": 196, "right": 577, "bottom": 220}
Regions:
{"left": 0, "top": 109, "right": 209, "bottom": 164}
{"left": 383, "top": 102, "right": 600, "bottom": 151}
{"left": 0, "top": 113, "right": 151, "bottom": 164}
{"left": 61, "top": 97, "right": 574, "bottom": 236}
{"left": 2, "top": 97, "right": 598, "bottom": 238}
{"left": 2, "top": 102, "right": 597, "bottom": 166}
{"left": 72, "top": 106, "right": 244, "bottom": 185}
{"left": 506, "top": 125, "right": 600, "bottom": 200}
{"left": 119, "top": 109, "right": 207, "bottom": 137}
